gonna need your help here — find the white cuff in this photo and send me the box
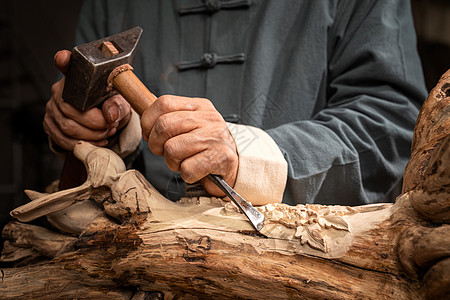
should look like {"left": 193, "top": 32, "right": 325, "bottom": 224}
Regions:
{"left": 111, "top": 110, "right": 141, "bottom": 158}
{"left": 227, "top": 123, "right": 287, "bottom": 206}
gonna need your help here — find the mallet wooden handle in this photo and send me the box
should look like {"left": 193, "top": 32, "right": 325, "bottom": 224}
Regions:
{"left": 108, "top": 64, "right": 157, "bottom": 115}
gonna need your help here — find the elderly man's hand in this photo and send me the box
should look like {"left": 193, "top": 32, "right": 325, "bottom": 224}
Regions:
{"left": 43, "top": 50, "right": 132, "bottom": 151}
{"left": 140, "top": 95, "right": 238, "bottom": 196}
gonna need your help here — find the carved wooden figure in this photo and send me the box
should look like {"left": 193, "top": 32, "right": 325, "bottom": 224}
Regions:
{"left": 1, "top": 70, "right": 449, "bottom": 299}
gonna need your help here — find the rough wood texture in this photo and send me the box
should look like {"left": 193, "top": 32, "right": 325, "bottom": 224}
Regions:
{"left": 403, "top": 69, "right": 450, "bottom": 194}
{"left": 1, "top": 70, "right": 449, "bottom": 299}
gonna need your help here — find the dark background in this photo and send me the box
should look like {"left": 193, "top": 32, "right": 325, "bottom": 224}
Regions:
{"left": 0, "top": 0, "right": 449, "bottom": 236}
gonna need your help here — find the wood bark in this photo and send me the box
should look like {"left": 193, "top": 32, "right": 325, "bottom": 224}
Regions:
{"left": 1, "top": 70, "right": 449, "bottom": 299}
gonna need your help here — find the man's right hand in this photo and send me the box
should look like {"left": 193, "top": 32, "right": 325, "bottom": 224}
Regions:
{"left": 43, "top": 50, "right": 132, "bottom": 151}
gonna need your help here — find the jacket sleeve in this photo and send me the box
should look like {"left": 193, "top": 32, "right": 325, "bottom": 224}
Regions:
{"left": 266, "top": 0, "right": 427, "bottom": 206}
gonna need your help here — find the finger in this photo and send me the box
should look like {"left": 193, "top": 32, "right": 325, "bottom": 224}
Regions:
{"left": 45, "top": 102, "right": 109, "bottom": 150}
{"left": 53, "top": 50, "right": 71, "bottom": 74}
{"left": 201, "top": 175, "right": 235, "bottom": 197}
{"left": 178, "top": 139, "right": 238, "bottom": 182}
{"left": 50, "top": 79, "right": 110, "bottom": 132}
{"left": 179, "top": 138, "right": 238, "bottom": 196}
{"left": 146, "top": 109, "right": 226, "bottom": 154}
{"left": 200, "top": 151, "right": 239, "bottom": 197}
{"left": 50, "top": 76, "right": 110, "bottom": 131}
{"left": 147, "top": 111, "right": 204, "bottom": 155}
{"left": 44, "top": 116, "right": 109, "bottom": 151}
{"left": 178, "top": 147, "right": 237, "bottom": 186}
{"left": 43, "top": 111, "right": 80, "bottom": 151}
{"left": 50, "top": 78, "right": 65, "bottom": 106}
{"left": 58, "top": 100, "right": 110, "bottom": 131}
{"left": 49, "top": 99, "right": 111, "bottom": 141}
{"left": 44, "top": 112, "right": 109, "bottom": 151}
{"left": 162, "top": 132, "right": 209, "bottom": 172}
{"left": 141, "top": 95, "right": 215, "bottom": 139}
{"left": 102, "top": 94, "right": 132, "bottom": 127}
{"left": 178, "top": 151, "right": 211, "bottom": 184}
{"left": 162, "top": 125, "right": 237, "bottom": 174}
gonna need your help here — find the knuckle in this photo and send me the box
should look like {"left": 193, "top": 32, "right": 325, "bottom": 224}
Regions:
{"left": 140, "top": 110, "right": 152, "bottom": 134}
{"left": 196, "top": 98, "right": 215, "bottom": 111}
{"left": 214, "top": 112, "right": 225, "bottom": 123}
{"left": 147, "top": 141, "right": 159, "bottom": 155}
{"left": 203, "top": 110, "right": 224, "bottom": 125}
{"left": 154, "top": 116, "right": 173, "bottom": 140}
{"left": 59, "top": 101, "right": 72, "bottom": 114}
{"left": 42, "top": 119, "right": 50, "bottom": 135}
{"left": 157, "top": 95, "right": 169, "bottom": 102}
{"left": 211, "top": 113, "right": 225, "bottom": 125}
{"left": 211, "top": 145, "right": 235, "bottom": 169}
{"left": 209, "top": 129, "right": 228, "bottom": 146}
{"left": 164, "top": 155, "right": 180, "bottom": 172}
{"left": 50, "top": 80, "right": 63, "bottom": 99}
{"left": 157, "top": 95, "right": 172, "bottom": 110}
{"left": 50, "top": 82, "right": 59, "bottom": 95}
{"left": 154, "top": 114, "right": 169, "bottom": 133}
{"left": 141, "top": 128, "right": 149, "bottom": 143}
{"left": 203, "top": 99, "right": 215, "bottom": 110}
{"left": 59, "top": 119, "right": 74, "bottom": 135}
{"left": 163, "top": 139, "right": 179, "bottom": 157}
{"left": 45, "top": 101, "right": 52, "bottom": 114}
{"left": 180, "top": 163, "right": 196, "bottom": 183}
{"left": 85, "top": 108, "right": 107, "bottom": 129}
{"left": 223, "top": 148, "right": 237, "bottom": 165}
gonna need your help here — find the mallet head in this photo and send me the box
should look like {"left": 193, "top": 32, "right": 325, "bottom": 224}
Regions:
{"left": 62, "top": 26, "right": 143, "bottom": 111}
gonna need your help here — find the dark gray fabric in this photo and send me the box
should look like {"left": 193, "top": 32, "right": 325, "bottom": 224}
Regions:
{"left": 74, "top": 0, "right": 427, "bottom": 205}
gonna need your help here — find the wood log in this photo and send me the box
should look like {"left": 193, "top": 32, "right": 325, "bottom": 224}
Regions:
{"left": 1, "top": 70, "right": 449, "bottom": 299}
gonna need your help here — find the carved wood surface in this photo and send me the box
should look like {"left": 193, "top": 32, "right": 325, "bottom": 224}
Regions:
{"left": 1, "top": 70, "right": 449, "bottom": 299}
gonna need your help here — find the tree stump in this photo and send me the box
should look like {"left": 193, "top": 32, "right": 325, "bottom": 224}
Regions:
{"left": 1, "top": 70, "right": 449, "bottom": 299}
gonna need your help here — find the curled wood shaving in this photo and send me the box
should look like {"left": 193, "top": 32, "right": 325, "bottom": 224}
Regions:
{"left": 260, "top": 203, "right": 351, "bottom": 252}
{"left": 262, "top": 203, "right": 350, "bottom": 232}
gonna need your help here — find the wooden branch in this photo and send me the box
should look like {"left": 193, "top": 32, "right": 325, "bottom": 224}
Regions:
{"left": 1, "top": 69, "right": 449, "bottom": 299}
{"left": 403, "top": 69, "right": 450, "bottom": 194}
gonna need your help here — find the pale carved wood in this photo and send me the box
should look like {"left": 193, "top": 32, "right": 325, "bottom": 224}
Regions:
{"left": 1, "top": 70, "right": 449, "bottom": 299}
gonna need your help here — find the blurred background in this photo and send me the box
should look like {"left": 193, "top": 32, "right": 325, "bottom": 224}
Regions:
{"left": 0, "top": 0, "right": 449, "bottom": 235}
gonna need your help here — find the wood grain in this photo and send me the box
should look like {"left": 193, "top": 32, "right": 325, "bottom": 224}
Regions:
{"left": 1, "top": 69, "right": 449, "bottom": 299}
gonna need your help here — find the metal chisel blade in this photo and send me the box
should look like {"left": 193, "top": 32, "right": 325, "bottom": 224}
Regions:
{"left": 207, "top": 174, "right": 265, "bottom": 231}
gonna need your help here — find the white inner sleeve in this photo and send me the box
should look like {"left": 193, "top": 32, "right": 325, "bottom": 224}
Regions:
{"left": 112, "top": 110, "right": 141, "bottom": 158}
{"left": 226, "top": 123, "right": 287, "bottom": 205}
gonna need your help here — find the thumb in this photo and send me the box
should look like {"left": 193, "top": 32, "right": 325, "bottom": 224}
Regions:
{"left": 102, "top": 94, "right": 131, "bottom": 124}
{"left": 53, "top": 50, "right": 71, "bottom": 74}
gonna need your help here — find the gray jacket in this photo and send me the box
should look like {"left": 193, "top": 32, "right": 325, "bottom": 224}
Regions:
{"left": 75, "top": 0, "right": 427, "bottom": 205}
